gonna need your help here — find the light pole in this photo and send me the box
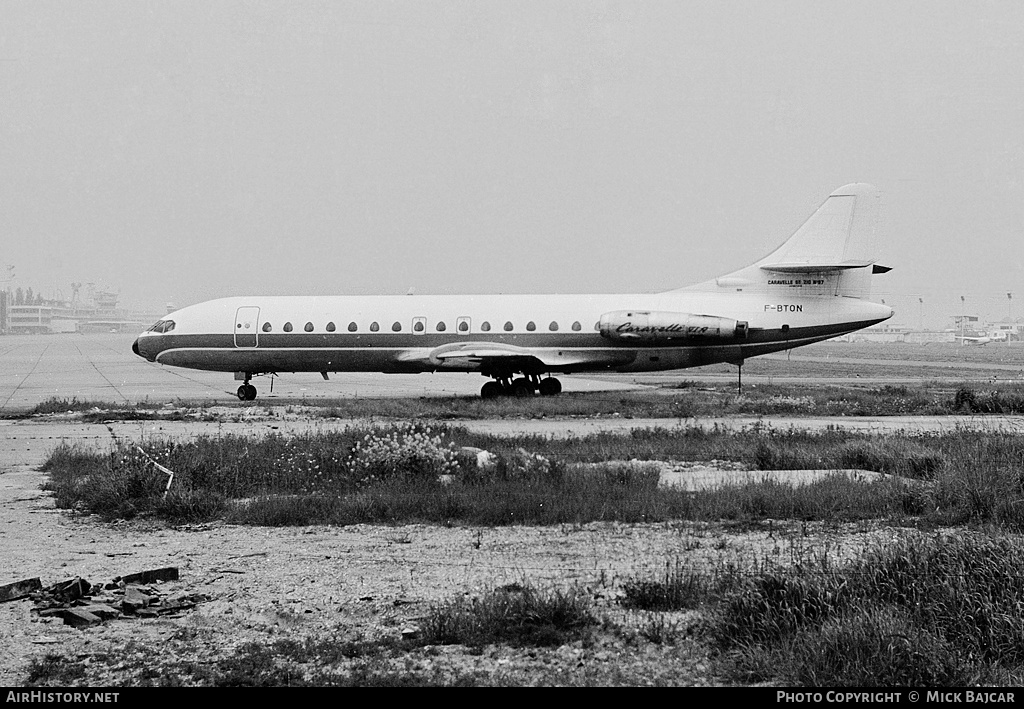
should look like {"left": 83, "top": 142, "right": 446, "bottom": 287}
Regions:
{"left": 960, "top": 295, "right": 965, "bottom": 341}
{"left": 1009, "top": 293, "right": 1014, "bottom": 342}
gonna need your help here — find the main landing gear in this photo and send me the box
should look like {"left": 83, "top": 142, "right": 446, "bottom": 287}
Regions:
{"left": 480, "top": 375, "right": 562, "bottom": 399}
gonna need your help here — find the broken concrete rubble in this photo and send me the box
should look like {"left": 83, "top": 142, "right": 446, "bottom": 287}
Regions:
{"left": 8, "top": 566, "right": 209, "bottom": 628}
{"left": 118, "top": 566, "right": 180, "bottom": 585}
{"left": 0, "top": 577, "right": 42, "bottom": 603}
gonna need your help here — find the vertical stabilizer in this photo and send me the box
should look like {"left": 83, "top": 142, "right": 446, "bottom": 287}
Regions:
{"left": 683, "top": 183, "right": 887, "bottom": 299}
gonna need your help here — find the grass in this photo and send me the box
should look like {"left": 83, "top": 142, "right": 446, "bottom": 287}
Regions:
{"left": 43, "top": 423, "right": 954, "bottom": 526}
{"left": 39, "top": 421, "right": 1024, "bottom": 529}
{"left": 709, "top": 532, "right": 1024, "bottom": 686}
{"left": 12, "top": 382, "right": 1024, "bottom": 421}
{"left": 418, "top": 583, "right": 597, "bottom": 648}
{"left": 619, "top": 560, "right": 727, "bottom": 611}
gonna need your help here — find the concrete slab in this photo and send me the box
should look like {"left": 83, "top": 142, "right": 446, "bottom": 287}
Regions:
{"left": 657, "top": 466, "right": 916, "bottom": 492}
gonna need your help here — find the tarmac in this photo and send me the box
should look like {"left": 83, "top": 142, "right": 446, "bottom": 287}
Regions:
{"left": 0, "top": 333, "right": 650, "bottom": 413}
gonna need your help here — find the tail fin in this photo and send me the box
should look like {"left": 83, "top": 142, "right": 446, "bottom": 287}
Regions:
{"left": 684, "top": 183, "right": 888, "bottom": 299}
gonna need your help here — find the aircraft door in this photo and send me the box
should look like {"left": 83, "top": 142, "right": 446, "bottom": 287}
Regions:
{"left": 234, "top": 307, "right": 260, "bottom": 348}
{"left": 456, "top": 316, "right": 471, "bottom": 334}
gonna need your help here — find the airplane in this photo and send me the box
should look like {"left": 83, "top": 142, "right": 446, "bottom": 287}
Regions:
{"left": 133, "top": 183, "right": 894, "bottom": 401}
{"left": 955, "top": 335, "right": 992, "bottom": 346}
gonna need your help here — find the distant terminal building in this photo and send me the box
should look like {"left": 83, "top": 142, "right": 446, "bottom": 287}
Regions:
{"left": 7, "top": 304, "right": 54, "bottom": 334}
{"left": 904, "top": 330, "right": 956, "bottom": 344}
{"left": 1, "top": 285, "right": 158, "bottom": 335}
{"left": 839, "top": 324, "right": 910, "bottom": 343}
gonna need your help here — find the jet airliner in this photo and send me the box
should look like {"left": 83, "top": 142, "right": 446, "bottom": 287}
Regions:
{"left": 133, "top": 183, "right": 894, "bottom": 400}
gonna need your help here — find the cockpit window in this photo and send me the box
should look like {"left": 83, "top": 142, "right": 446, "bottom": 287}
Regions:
{"left": 146, "top": 320, "right": 175, "bottom": 333}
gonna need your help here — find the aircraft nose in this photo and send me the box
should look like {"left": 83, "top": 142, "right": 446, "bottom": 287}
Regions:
{"left": 133, "top": 337, "right": 156, "bottom": 361}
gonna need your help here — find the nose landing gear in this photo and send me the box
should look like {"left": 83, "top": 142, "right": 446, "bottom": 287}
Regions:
{"left": 236, "top": 372, "right": 257, "bottom": 401}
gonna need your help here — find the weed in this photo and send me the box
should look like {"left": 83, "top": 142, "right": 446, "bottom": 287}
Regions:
{"left": 638, "top": 613, "right": 683, "bottom": 645}
{"left": 620, "top": 561, "right": 713, "bottom": 611}
{"left": 25, "top": 654, "right": 86, "bottom": 685}
{"left": 419, "top": 583, "right": 597, "bottom": 647}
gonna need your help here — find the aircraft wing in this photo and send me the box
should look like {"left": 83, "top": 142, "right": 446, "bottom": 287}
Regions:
{"left": 399, "top": 341, "right": 633, "bottom": 370}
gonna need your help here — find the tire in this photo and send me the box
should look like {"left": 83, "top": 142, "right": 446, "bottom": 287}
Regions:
{"left": 538, "top": 378, "right": 562, "bottom": 396}
{"left": 481, "top": 381, "right": 504, "bottom": 399}
{"left": 510, "top": 378, "right": 534, "bottom": 398}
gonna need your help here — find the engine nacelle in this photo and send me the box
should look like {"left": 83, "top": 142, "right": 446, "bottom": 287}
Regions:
{"left": 599, "top": 310, "right": 748, "bottom": 342}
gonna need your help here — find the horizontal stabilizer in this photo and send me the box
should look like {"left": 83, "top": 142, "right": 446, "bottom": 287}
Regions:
{"left": 760, "top": 260, "right": 873, "bottom": 274}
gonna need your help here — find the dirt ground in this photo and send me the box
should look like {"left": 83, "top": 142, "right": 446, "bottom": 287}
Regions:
{"left": 0, "top": 413, "right": 893, "bottom": 686}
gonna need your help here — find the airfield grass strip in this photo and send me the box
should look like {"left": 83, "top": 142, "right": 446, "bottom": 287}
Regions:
{"left": 37, "top": 423, "right": 1024, "bottom": 528}
{"left": 16, "top": 382, "right": 1024, "bottom": 421}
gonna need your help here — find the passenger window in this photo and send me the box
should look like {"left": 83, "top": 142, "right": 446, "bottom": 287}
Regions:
{"left": 549, "top": 321, "right": 558, "bottom": 331}
{"left": 348, "top": 322, "right": 357, "bottom": 332}
{"left": 392, "top": 322, "right": 402, "bottom": 332}
{"left": 304, "top": 322, "right": 314, "bottom": 332}
{"left": 436, "top": 322, "right": 447, "bottom": 332}
{"left": 504, "top": 321, "right": 513, "bottom": 331}
{"left": 284, "top": 322, "right": 293, "bottom": 332}
{"left": 326, "top": 322, "right": 336, "bottom": 332}
{"left": 262, "top": 323, "right": 272, "bottom": 333}
{"left": 481, "top": 321, "right": 491, "bottom": 332}
{"left": 594, "top": 322, "right": 600, "bottom": 330}
{"left": 414, "top": 321, "right": 424, "bottom": 332}
{"left": 370, "top": 322, "right": 379, "bottom": 332}
{"left": 526, "top": 321, "right": 536, "bottom": 331}
{"left": 572, "top": 321, "right": 582, "bottom": 331}
{"left": 458, "top": 321, "right": 469, "bottom": 332}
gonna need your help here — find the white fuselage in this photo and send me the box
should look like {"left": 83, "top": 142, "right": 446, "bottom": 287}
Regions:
{"left": 133, "top": 291, "right": 893, "bottom": 376}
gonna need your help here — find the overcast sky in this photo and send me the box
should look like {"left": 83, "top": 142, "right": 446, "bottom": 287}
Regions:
{"left": 2, "top": 1, "right": 1022, "bottom": 327}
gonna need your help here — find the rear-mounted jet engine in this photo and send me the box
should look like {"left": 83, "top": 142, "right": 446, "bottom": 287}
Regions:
{"left": 599, "top": 311, "right": 748, "bottom": 342}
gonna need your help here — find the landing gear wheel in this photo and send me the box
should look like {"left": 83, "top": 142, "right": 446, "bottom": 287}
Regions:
{"left": 237, "top": 384, "right": 257, "bottom": 401}
{"left": 510, "top": 378, "right": 534, "bottom": 398}
{"left": 538, "top": 378, "right": 562, "bottom": 396}
{"left": 481, "top": 381, "right": 504, "bottom": 399}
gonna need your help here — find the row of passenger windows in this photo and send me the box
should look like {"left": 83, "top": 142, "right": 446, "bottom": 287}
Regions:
{"left": 259, "top": 320, "right": 595, "bottom": 333}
